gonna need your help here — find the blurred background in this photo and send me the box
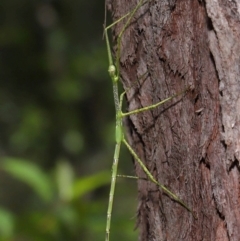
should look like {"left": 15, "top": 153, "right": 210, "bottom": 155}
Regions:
{"left": 0, "top": 0, "right": 138, "bottom": 240}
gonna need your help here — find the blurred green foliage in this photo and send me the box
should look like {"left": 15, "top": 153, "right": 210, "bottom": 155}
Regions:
{"left": 0, "top": 0, "right": 138, "bottom": 240}
{"left": 1, "top": 158, "right": 110, "bottom": 240}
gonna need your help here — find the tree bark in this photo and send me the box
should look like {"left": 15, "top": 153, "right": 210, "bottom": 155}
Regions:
{"left": 108, "top": 0, "right": 240, "bottom": 240}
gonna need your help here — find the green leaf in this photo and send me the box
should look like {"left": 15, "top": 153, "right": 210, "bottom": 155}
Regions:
{"left": 72, "top": 171, "right": 110, "bottom": 199}
{"left": 0, "top": 207, "right": 15, "bottom": 238}
{"left": 1, "top": 157, "right": 53, "bottom": 202}
{"left": 55, "top": 160, "right": 74, "bottom": 202}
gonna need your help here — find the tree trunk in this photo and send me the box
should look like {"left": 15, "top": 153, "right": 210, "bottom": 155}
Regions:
{"left": 108, "top": 0, "right": 240, "bottom": 240}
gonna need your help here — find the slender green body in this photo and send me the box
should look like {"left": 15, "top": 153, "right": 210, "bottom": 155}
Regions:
{"left": 105, "top": 80, "right": 123, "bottom": 241}
{"left": 104, "top": 2, "right": 145, "bottom": 239}
{"left": 104, "top": 1, "right": 195, "bottom": 241}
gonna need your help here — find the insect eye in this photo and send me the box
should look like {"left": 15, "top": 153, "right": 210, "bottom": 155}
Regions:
{"left": 108, "top": 65, "right": 116, "bottom": 78}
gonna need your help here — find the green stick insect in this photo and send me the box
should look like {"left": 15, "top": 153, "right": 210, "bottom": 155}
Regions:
{"left": 104, "top": 1, "right": 195, "bottom": 240}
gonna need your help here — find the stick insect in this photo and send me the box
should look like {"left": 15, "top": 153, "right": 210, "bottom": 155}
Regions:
{"left": 104, "top": 1, "right": 195, "bottom": 240}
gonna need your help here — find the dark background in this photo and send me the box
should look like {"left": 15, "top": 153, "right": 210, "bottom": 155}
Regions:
{"left": 0, "top": 1, "right": 137, "bottom": 240}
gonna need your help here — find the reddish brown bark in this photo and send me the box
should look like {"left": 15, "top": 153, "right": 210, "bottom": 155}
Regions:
{"left": 108, "top": 0, "right": 240, "bottom": 240}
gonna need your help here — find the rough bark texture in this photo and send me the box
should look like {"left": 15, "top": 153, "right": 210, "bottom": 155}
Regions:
{"left": 108, "top": 0, "right": 240, "bottom": 240}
